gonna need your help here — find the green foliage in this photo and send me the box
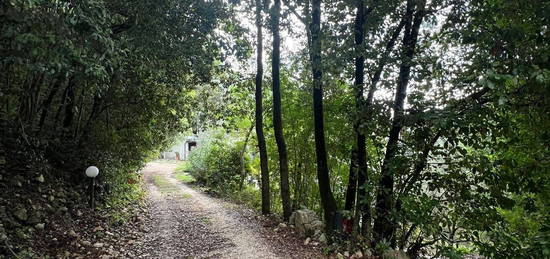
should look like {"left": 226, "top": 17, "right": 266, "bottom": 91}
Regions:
{"left": 174, "top": 171, "right": 196, "bottom": 184}
{"left": 187, "top": 130, "right": 245, "bottom": 191}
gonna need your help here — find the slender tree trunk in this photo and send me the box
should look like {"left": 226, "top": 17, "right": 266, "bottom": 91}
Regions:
{"left": 344, "top": 149, "right": 358, "bottom": 211}
{"left": 271, "top": 0, "right": 292, "bottom": 221}
{"left": 373, "top": 0, "right": 426, "bottom": 248}
{"left": 63, "top": 77, "right": 76, "bottom": 129}
{"left": 38, "top": 78, "right": 63, "bottom": 132}
{"left": 310, "top": 0, "right": 338, "bottom": 234}
{"left": 239, "top": 124, "right": 254, "bottom": 190}
{"left": 255, "top": 0, "right": 270, "bottom": 215}
{"left": 351, "top": 0, "right": 371, "bottom": 237}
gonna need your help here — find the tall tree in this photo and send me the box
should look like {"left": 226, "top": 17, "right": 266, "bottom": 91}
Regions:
{"left": 271, "top": 0, "right": 292, "bottom": 220}
{"left": 373, "top": 0, "right": 426, "bottom": 247}
{"left": 254, "top": 0, "right": 271, "bottom": 215}
{"left": 351, "top": 0, "right": 369, "bottom": 237}
{"left": 310, "top": 0, "right": 338, "bottom": 233}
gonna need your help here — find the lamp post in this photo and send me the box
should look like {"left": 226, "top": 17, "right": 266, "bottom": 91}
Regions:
{"left": 85, "top": 166, "right": 99, "bottom": 210}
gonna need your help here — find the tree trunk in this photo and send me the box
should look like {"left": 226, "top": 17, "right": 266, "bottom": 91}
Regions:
{"left": 351, "top": 0, "right": 371, "bottom": 237}
{"left": 373, "top": 0, "right": 426, "bottom": 248}
{"left": 271, "top": 0, "right": 291, "bottom": 220}
{"left": 344, "top": 148, "right": 358, "bottom": 211}
{"left": 310, "top": 0, "right": 338, "bottom": 234}
{"left": 239, "top": 124, "right": 254, "bottom": 190}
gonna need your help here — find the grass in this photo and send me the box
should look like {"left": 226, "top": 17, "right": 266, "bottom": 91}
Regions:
{"left": 174, "top": 172, "right": 196, "bottom": 184}
{"left": 174, "top": 161, "right": 196, "bottom": 184}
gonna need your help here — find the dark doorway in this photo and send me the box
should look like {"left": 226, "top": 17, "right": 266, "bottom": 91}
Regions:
{"left": 188, "top": 142, "right": 197, "bottom": 151}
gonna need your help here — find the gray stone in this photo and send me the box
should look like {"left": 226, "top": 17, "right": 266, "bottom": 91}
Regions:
{"left": 35, "top": 223, "right": 45, "bottom": 230}
{"left": 93, "top": 242, "right": 104, "bottom": 248}
{"left": 37, "top": 175, "right": 44, "bottom": 183}
{"left": 68, "top": 230, "right": 78, "bottom": 238}
{"left": 13, "top": 208, "right": 28, "bottom": 222}
{"left": 290, "top": 209, "right": 322, "bottom": 237}
{"left": 318, "top": 233, "right": 327, "bottom": 244}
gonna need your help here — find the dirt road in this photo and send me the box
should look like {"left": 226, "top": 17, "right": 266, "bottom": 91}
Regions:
{"left": 133, "top": 161, "right": 323, "bottom": 258}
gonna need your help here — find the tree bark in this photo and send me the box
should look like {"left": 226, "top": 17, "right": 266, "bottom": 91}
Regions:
{"left": 351, "top": 0, "right": 370, "bottom": 237}
{"left": 271, "top": 0, "right": 291, "bottom": 220}
{"left": 255, "top": 0, "right": 271, "bottom": 214}
{"left": 373, "top": 0, "right": 426, "bottom": 248}
{"left": 310, "top": 0, "right": 338, "bottom": 234}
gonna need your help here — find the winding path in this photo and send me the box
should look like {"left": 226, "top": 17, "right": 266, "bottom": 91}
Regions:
{"left": 133, "top": 161, "right": 322, "bottom": 259}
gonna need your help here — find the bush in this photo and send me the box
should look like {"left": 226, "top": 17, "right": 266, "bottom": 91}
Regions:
{"left": 187, "top": 131, "right": 245, "bottom": 191}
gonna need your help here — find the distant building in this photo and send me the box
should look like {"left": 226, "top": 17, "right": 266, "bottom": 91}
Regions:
{"left": 161, "top": 134, "right": 199, "bottom": 160}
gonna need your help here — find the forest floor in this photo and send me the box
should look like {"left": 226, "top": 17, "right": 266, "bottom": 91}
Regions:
{"left": 125, "top": 160, "right": 324, "bottom": 258}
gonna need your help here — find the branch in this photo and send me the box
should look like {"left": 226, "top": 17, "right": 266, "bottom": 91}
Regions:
{"left": 281, "top": 0, "right": 306, "bottom": 25}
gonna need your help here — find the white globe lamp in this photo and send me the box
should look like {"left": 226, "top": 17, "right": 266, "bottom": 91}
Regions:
{"left": 85, "top": 166, "right": 99, "bottom": 178}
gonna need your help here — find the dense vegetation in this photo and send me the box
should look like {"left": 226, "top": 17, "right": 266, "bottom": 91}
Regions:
{"left": 1, "top": 0, "right": 549, "bottom": 258}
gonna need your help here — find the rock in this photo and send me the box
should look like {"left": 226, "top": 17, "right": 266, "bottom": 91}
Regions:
{"left": 13, "top": 208, "right": 28, "bottom": 222}
{"left": 35, "top": 223, "right": 45, "bottom": 230}
{"left": 304, "top": 237, "right": 310, "bottom": 245}
{"left": 48, "top": 195, "right": 55, "bottom": 202}
{"left": 336, "top": 253, "right": 345, "bottom": 259}
{"left": 318, "top": 233, "right": 327, "bottom": 244}
{"left": 344, "top": 251, "right": 349, "bottom": 257}
{"left": 313, "top": 229, "right": 322, "bottom": 239}
{"left": 68, "top": 230, "right": 78, "bottom": 238}
{"left": 383, "top": 250, "right": 409, "bottom": 259}
{"left": 364, "top": 249, "right": 373, "bottom": 257}
{"left": 290, "top": 209, "right": 321, "bottom": 237}
{"left": 93, "top": 242, "right": 104, "bottom": 248}
{"left": 37, "top": 175, "right": 45, "bottom": 183}
{"left": 81, "top": 240, "right": 91, "bottom": 247}
{"left": 278, "top": 222, "right": 287, "bottom": 228}
{"left": 16, "top": 229, "right": 27, "bottom": 239}
{"left": 93, "top": 226, "right": 104, "bottom": 232}
{"left": 27, "top": 212, "right": 42, "bottom": 224}
{"left": 76, "top": 210, "right": 83, "bottom": 217}
{"left": 354, "top": 251, "right": 363, "bottom": 258}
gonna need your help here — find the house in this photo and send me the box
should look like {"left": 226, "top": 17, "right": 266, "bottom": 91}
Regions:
{"left": 161, "top": 134, "right": 199, "bottom": 160}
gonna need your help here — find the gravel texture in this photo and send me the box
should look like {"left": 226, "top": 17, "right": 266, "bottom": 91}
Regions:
{"left": 134, "top": 161, "right": 324, "bottom": 259}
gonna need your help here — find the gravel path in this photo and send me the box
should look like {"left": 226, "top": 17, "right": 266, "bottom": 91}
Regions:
{"left": 134, "top": 161, "right": 322, "bottom": 259}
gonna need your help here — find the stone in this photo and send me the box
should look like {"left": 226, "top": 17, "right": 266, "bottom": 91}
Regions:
{"left": 336, "top": 253, "right": 344, "bottom": 259}
{"left": 318, "top": 233, "right": 327, "bottom": 244}
{"left": 68, "top": 230, "right": 78, "bottom": 238}
{"left": 278, "top": 222, "right": 287, "bottom": 228}
{"left": 364, "top": 249, "right": 373, "bottom": 257}
{"left": 354, "top": 251, "right": 363, "bottom": 258}
{"left": 93, "top": 226, "right": 104, "bottom": 232}
{"left": 344, "top": 251, "right": 349, "bottom": 257}
{"left": 13, "top": 208, "right": 28, "bottom": 222}
{"left": 313, "top": 229, "right": 322, "bottom": 238}
{"left": 383, "top": 250, "right": 409, "bottom": 259}
{"left": 93, "top": 242, "right": 104, "bottom": 248}
{"left": 81, "top": 240, "right": 92, "bottom": 247}
{"left": 76, "top": 210, "right": 83, "bottom": 217}
{"left": 35, "top": 223, "right": 45, "bottom": 230}
{"left": 37, "top": 175, "right": 45, "bottom": 183}
{"left": 27, "top": 212, "right": 42, "bottom": 224}
{"left": 290, "top": 209, "right": 321, "bottom": 237}
{"left": 304, "top": 237, "right": 310, "bottom": 245}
